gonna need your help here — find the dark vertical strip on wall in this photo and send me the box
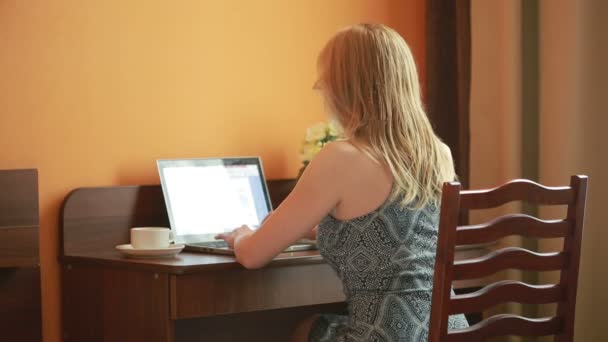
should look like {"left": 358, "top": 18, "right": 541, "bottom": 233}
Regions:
{"left": 426, "top": 0, "right": 471, "bottom": 190}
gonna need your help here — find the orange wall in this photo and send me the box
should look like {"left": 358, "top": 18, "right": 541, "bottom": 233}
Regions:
{"left": 0, "top": 1, "right": 424, "bottom": 341}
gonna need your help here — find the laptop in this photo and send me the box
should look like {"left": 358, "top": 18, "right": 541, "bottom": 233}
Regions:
{"left": 157, "top": 157, "right": 316, "bottom": 255}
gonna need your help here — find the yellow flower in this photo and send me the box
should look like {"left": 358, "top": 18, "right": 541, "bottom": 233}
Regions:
{"left": 328, "top": 120, "right": 343, "bottom": 137}
{"left": 305, "top": 122, "right": 328, "bottom": 143}
{"left": 300, "top": 142, "right": 322, "bottom": 162}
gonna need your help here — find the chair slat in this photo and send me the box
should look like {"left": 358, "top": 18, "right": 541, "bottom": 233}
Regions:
{"left": 453, "top": 247, "right": 567, "bottom": 280}
{"left": 460, "top": 179, "right": 573, "bottom": 209}
{"left": 456, "top": 214, "right": 570, "bottom": 245}
{"left": 449, "top": 281, "right": 563, "bottom": 314}
{"left": 446, "top": 315, "right": 562, "bottom": 342}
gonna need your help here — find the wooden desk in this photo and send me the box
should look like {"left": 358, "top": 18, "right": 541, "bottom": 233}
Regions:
{"left": 63, "top": 250, "right": 344, "bottom": 342}
{"left": 60, "top": 182, "right": 491, "bottom": 342}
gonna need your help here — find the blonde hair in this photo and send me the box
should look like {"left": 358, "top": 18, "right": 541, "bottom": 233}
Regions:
{"left": 317, "top": 24, "right": 455, "bottom": 208}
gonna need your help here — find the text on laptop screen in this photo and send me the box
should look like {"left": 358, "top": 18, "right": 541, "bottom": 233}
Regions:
{"left": 160, "top": 162, "right": 270, "bottom": 240}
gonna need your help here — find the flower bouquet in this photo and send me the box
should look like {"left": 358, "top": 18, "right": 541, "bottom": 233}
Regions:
{"left": 298, "top": 120, "right": 343, "bottom": 178}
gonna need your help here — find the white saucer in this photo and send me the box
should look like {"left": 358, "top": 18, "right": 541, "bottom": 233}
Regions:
{"left": 115, "top": 244, "right": 185, "bottom": 258}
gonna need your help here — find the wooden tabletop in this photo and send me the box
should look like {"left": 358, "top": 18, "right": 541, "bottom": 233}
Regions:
{"left": 62, "top": 249, "right": 325, "bottom": 275}
{"left": 61, "top": 243, "right": 494, "bottom": 276}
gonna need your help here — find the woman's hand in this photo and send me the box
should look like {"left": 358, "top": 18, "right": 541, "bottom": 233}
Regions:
{"left": 215, "top": 225, "right": 254, "bottom": 249}
{"left": 214, "top": 142, "right": 347, "bottom": 269}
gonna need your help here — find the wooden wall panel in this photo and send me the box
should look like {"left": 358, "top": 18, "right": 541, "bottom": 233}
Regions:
{"left": 0, "top": 268, "right": 42, "bottom": 341}
{"left": 0, "top": 169, "right": 41, "bottom": 342}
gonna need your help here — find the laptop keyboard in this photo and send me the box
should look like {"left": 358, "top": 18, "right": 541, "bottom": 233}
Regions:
{"left": 191, "top": 240, "right": 229, "bottom": 248}
{"left": 190, "top": 239, "right": 317, "bottom": 251}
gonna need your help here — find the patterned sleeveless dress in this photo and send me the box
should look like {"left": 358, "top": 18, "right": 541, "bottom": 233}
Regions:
{"left": 308, "top": 193, "right": 469, "bottom": 342}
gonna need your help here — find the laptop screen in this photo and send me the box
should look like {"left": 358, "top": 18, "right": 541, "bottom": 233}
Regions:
{"left": 157, "top": 158, "right": 272, "bottom": 244}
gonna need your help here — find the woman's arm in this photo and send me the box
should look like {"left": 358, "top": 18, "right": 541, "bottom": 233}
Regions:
{"left": 304, "top": 226, "right": 318, "bottom": 240}
{"left": 220, "top": 142, "right": 349, "bottom": 269}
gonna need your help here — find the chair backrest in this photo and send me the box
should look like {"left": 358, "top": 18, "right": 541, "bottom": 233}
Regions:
{"left": 428, "top": 175, "right": 588, "bottom": 342}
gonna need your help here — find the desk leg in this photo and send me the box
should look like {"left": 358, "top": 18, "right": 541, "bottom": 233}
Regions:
{"left": 63, "top": 264, "right": 174, "bottom": 342}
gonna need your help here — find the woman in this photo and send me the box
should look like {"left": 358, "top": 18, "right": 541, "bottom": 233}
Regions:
{"left": 217, "top": 24, "right": 469, "bottom": 341}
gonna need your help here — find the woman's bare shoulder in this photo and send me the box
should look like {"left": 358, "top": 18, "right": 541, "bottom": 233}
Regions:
{"left": 318, "top": 140, "right": 362, "bottom": 160}
{"left": 313, "top": 140, "right": 385, "bottom": 180}
{"left": 305, "top": 140, "right": 364, "bottom": 182}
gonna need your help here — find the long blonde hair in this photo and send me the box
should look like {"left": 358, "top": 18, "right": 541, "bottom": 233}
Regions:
{"left": 317, "top": 24, "right": 455, "bottom": 208}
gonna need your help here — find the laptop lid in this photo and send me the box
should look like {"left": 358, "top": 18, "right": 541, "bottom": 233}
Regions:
{"left": 157, "top": 157, "right": 272, "bottom": 245}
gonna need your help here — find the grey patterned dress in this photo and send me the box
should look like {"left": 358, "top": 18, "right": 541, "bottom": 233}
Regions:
{"left": 309, "top": 193, "right": 469, "bottom": 341}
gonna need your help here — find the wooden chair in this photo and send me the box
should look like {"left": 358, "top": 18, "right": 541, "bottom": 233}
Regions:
{"left": 429, "top": 175, "right": 588, "bottom": 341}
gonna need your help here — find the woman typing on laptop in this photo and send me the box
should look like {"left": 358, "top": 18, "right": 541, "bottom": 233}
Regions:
{"left": 216, "top": 24, "right": 468, "bottom": 342}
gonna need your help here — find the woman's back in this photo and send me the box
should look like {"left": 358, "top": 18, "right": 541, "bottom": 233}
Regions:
{"left": 308, "top": 143, "right": 468, "bottom": 341}
{"left": 325, "top": 141, "right": 393, "bottom": 221}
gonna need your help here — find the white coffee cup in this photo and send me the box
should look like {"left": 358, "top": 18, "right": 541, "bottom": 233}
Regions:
{"left": 130, "top": 227, "right": 174, "bottom": 249}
